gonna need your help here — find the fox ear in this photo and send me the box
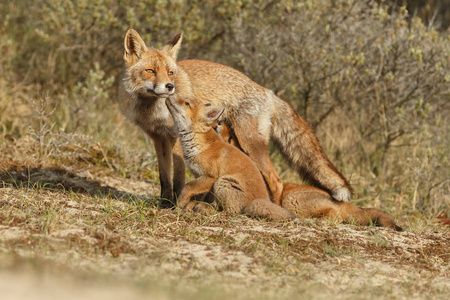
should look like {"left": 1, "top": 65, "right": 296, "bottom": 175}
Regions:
{"left": 124, "top": 29, "right": 148, "bottom": 66}
{"left": 203, "top": 107, "right": 225, "bottom": 125}
{"left": 161, "top": 33, "right": 183, "bottom": 61}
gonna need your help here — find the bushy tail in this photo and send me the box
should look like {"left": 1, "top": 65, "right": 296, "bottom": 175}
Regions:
{"left": 271, "top": 96, "right": 352, "bottom": 201}
{"left": 338, "top": 204, "right": 403, "bottom": 231}
{"left": 243, "top": 199, "right": 297, "bottom": 221}
{"left": 281, "top": 184, "right": 403, "bottom": 231}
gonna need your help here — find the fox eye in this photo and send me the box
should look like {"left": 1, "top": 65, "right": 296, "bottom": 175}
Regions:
{"left": 185, "top": 102, "right": 190, "bottom": 107}
{"left": 145, "top": 69, "right": 155, "bottom": 74}
{"left": 168, "top": 71, "right": 174, "bottom": 76}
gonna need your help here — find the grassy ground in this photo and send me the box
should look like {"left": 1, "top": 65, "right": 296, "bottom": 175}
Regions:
{"left": 0, "top": 138, "right": 449, "bottom": 300}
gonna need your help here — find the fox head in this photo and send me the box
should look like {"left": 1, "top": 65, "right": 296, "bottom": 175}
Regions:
{"left": 165, "top": 96, "right": 224, "bottom": 134}
{"left": 122, "top": 29, "right": 182, "bottom": 98}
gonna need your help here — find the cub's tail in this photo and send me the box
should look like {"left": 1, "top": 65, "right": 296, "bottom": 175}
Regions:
{"left": 281, "top": 183, "right": 403, "bottom": 231}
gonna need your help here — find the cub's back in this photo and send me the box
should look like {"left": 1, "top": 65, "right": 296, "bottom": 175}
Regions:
{"left": 219, "top": 142, "right": 269, "bottom": 200}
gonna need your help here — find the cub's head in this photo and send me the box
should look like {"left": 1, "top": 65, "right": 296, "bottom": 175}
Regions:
{"left": 165, "top": 96, "right": 224, "bottom": 134}
{"left": 122, "top": 29, "right": 182, "bottom": 98}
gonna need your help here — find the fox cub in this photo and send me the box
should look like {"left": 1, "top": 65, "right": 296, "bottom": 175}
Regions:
{"left": 217, "top": 120, "right": 403, "bottom": 230}
{"left": 165, "top": 95, "right": 296, "bottom": 220}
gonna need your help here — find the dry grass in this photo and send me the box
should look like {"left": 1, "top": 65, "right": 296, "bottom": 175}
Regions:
{"left": 1, "top": 153, "right": 449, "bottom": 299}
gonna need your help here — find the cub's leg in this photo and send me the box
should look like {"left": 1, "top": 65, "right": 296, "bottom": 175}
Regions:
{"left": 178, "top": 176, "right": 215, "bottom": 209}
{"left": 243, "top": 199, "right": 297, "bottom": 221}
{"left": 212, "top": 176, "right": 248, "bottom": 214}
{"left": 212, "top": 177, "right": 295, "bottom": 220}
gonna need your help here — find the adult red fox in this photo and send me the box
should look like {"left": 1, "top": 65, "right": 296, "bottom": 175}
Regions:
{"left": 166, "top": 95, "right": 402, "bottom": 230}
{"left": 118, "top": 29, "right": 352, "bottom": 205}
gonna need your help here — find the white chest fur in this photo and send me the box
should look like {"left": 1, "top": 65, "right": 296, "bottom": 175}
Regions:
{"left": 124, "top": 96, "right": 175, "bottom": 137}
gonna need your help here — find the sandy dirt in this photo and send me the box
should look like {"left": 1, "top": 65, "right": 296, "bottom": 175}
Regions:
{"left": 0, "top": 167, "right": 449, "bottom": 299}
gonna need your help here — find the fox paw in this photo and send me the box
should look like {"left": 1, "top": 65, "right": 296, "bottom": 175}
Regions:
{"left": 193, "top": 202, "right": 217, "bottom": 215}
{"left": 332, "top": 188, "right": 352, "bottom": 202}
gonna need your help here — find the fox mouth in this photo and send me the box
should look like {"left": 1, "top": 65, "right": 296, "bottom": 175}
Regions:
{"left": 145, "top": 89, "right": 175, "bottom": 97}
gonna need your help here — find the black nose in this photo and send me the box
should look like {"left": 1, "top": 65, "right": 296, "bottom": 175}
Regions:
{"left": 166, "top": 83, "right": 174, "bottom": 91}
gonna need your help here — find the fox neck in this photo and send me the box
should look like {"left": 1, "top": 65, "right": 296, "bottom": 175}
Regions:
{"left": 178, "top": 127, "right": 218, "bottom": 160}
{"left": 123, "top": 91, "right": 175, "bottom": 138}
{"left": 177, "top": 127, "right": 201, "bottom": 160}
{"left": 178, "top": 128, "right": 220, "bottom": 178}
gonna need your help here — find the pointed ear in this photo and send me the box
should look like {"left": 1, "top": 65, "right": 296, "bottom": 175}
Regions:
{"left": 124, "top": 29, "right": 148, "bottom": 66}
{"left": 161, "top": 33, "right": 183, "bottom": 61}
{"left": 203, "top": 106, "right": 225, "bottom": 125}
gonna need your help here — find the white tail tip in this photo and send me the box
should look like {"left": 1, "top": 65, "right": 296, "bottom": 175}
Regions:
{"left": 332, "top": 188, "right": 351, "bottom": 202}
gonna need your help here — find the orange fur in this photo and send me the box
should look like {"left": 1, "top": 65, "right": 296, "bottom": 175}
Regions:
{"left": 218, "top": 122, "right": 402, "bottom": 230}
{"left": 118, "top": 29, "right": 352, "bottom": 205}
{"left": 165, "top": 96, "right": 296, "bottom": 221}
{"left": 281, "top": 183, "right": 403, "bottom": 231}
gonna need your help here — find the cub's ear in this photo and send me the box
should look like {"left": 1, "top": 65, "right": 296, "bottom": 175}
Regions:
{"left": 203, "top": 106, "right": 225, "bottom": 126}
{"left": 124, "top": 29, "right": 148, "bottom": 66}
{"left": 161, "top": 33, "right": 183, "bottom": 61}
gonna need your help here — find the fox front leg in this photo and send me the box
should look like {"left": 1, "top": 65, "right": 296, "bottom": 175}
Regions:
{"left": 153, "top": 135, "right": 175, "bottom": 207}
{"left": 172, "top": 138, "right": 186, "bottom": 198}
{"left": 178, "top": 176, "right": 215, "bottom": 209}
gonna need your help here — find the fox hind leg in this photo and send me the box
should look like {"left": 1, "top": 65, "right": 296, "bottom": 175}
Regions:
{"left": 230, "top": 116, "right": 284, "bottom": 205}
